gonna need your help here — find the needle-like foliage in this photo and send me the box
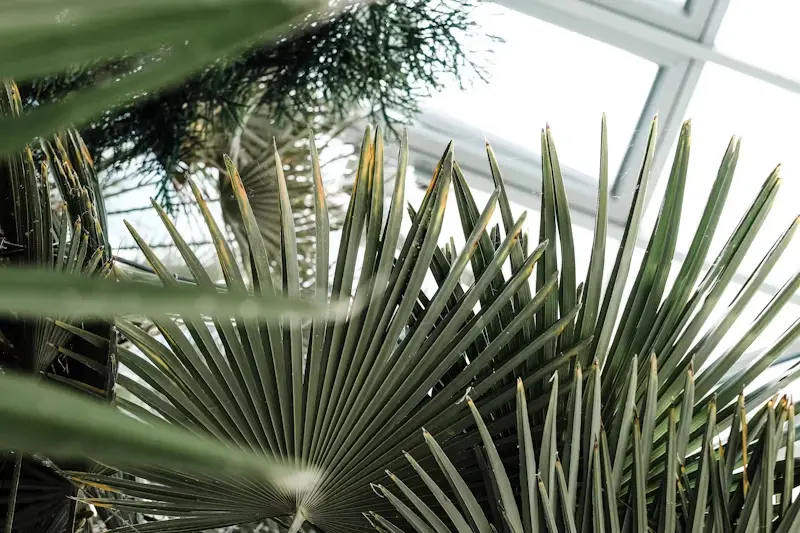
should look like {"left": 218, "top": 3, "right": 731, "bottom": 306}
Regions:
{"left": 53, "top": 122, "right": 572, "bottom": 532}
{"left": 0, "top": 0, "right": 324, "bottom": 156}
{"left": 18, "top": 0, "right": 493, "bottom": 206}
{"left": 372, "top": 117, "right": 800, "bottom": 533}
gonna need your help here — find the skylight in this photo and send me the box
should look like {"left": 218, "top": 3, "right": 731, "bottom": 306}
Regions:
{"left": 422, "top": 3, "right": 658, "bottom": 181}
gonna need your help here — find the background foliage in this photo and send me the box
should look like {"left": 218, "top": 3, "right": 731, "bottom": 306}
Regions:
{"left": 18, "top": 0, "right": 494, "bottom": 208}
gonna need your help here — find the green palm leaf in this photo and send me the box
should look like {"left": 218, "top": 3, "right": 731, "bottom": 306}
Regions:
{"left": 3, "top": 111, "right": 796, "bottom": 533}
{"left": 56, "top": 123, "right": 574, "bottom": 532}
{"left": 0, "top": 82, "right": 320, "bottom": 532}
{"left": 188, "top": 98, "right": 353, "bottom": 289}
{"left": 371, "top": 115, "right": 800, "bottom": 533}
{"left": 1, "top": 82, "right": 118, "bottom": 533}
{"left": 378, "top": 374, "right": 799, "bottom": 533}
{"left": 0, "top": 87, "right": 335, "bottom": 324}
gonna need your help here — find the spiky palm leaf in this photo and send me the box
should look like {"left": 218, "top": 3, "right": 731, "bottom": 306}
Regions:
{"left": 376, "top": 373, "right": 800, "bottom": 533}
{"left": 430, "top": 117, "right": 798, "bottom": 465}
{"left": 1, "top": 82, "right": 115, "bottom": 533}
{"left": 372, "top": 116, "right": 800, "bottom": 532}
{"left": 0, "top": 83, "right": 294, "bottom": 533}
{"left": 64, "top": 125, "right": 569, "bottom": 533}
{"left": 46, "top": 115, "right": 800, "bottom": 533}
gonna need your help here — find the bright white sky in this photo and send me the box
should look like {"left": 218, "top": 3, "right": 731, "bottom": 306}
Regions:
{"left": 715, "top": 0, "right": 800, "bottom": 81}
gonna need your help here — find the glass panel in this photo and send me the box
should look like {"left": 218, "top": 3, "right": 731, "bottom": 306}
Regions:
{"left": 715, "top": 0, "right": 800, "bottom": 81}
{"left": 642, "top": 63, "right": 800, "bottom": 287}
{"left": 421, "top": 3, "right": 659, "bottom": 180}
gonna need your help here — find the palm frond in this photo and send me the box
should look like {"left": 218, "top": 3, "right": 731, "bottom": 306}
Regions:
{"left": 0, "top": 454, "right": 76, "bottom": 533}
{"left": 193, "top": 100, "right": 353, "bottom": 289}
{"left": 12, "top": 114, "right": 797, "bottom": 533}
{"left": 2, "top": 81, "right": 319, "bottom": 533}
{"left": 61, "top": 124, "right": 567, "bottom": 532}
{"left": 372, "top": 115, "right": 800, "bottom": 533}
{"left": 378, "top": 374, "right": 800, "bottom": 533}
{"left": 1, "top": 83, "right": 115, "bottom": 386}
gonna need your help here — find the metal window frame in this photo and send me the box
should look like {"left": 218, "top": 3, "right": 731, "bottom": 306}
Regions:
{"left": 403, "top": 32, "right": 684, "bottom": 226}
{"left": 403, "top": 0, "right": 737, "bottom": 223}
{"left": 590, "top": 0, "right": 718, "bottom": 39}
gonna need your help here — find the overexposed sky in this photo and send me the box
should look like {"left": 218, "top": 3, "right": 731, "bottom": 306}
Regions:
{"left": 422, "top": 2, "right": 657, "bottom": 180}
{"left": 715, "top": 0, "right": 800, "bottom": 81}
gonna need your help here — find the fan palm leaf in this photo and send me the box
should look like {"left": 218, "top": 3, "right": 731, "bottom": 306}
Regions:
{"left": 63, "top": 125, "right": 568, "bottom": 532}
{"left": 191, "top": 100, "right": 352, "bottom": 289}
{"left": 1, "top": 82, "right": 311, "bottom": 532}
{"left": 16, "top": 113, "right": 798, "bottom": 533}
{"left": 442, "top": 117, "right": 797, "bottom": 451}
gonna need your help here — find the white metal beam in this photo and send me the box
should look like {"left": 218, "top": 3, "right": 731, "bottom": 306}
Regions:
{"left": 614, "top": 0, "right": 731, "bottom": 212}
{"left": 498, "top": 0, "right": 800, "bottom": 94}
{"left": 592, "top": 0, "right": 712, "bottom": 38}
{"left": 641, "top": 0, "right": 728, "bottom": 216}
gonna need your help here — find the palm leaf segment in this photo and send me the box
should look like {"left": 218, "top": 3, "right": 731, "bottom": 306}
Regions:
{"left": 75, "top": 115, "right": 799, "bottom": 532}
{"left": 378, "top": 374, "right": 800, "bottom": 533}
{"left": 1, "top": 81, "right": 115, "bottom": 533}
{"left": 374, "top": 117, "right": 800, "bottom": 533}
{"left": 73, "top": 124, "right": 562, "bottom": 532}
